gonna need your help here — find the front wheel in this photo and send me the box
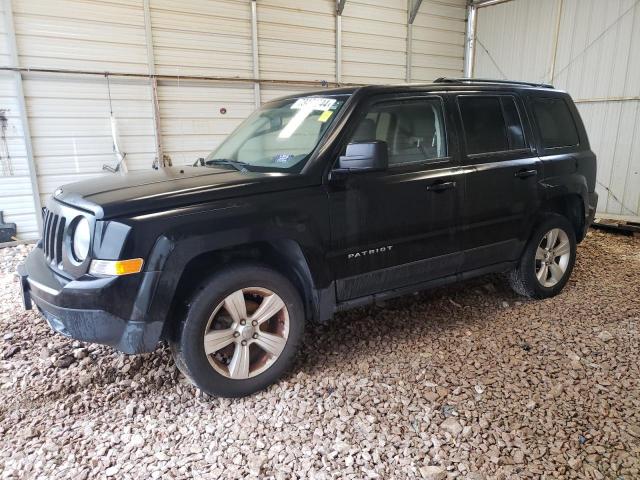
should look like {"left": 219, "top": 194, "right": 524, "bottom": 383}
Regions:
{"left": 170, "top": 264, "right": 305, "bottom": 397}
{"left": 508, "top": 214, "right": 577, "bottom": 299}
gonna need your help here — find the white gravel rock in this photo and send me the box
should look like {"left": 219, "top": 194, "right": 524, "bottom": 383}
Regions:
{"left": 597, "top": 330, "right": 614, "bottom": 342}
{"left": 419, "top": 465, "right": 446, "bottom": 479}
{"left": 440, "top": 418, "right": 463, "bottom": 437}
{"left": 128, "top": 434, "right": 145, "bottom": 448}
{"left": 0, "top": 232, "right": 639, "bottom": 479}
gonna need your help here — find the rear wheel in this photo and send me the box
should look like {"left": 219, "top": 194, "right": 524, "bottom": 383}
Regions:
{"left": 508, "top": 214, "right": 576, "bottom": 299}
{"left": 170, "top": 264, "right": 305, "bottom": 397}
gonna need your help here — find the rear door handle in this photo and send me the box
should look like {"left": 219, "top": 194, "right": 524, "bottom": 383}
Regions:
{"left": 515, "top": 169, "right": 537, "bottom": 179}
{"left": 426, "top": 180, "right": 456, "bottom": 192}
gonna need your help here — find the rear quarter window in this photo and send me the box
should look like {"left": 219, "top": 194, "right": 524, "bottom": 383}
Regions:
{"left": 531, "top": 97, "right": 580, "bottom": 149}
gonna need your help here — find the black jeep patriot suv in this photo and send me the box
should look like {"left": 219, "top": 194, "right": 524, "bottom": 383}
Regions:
{"left": 19, "top": 78, "right": 597, "bottom": 397}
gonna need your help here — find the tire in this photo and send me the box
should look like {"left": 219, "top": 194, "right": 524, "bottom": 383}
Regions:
{"left": 508, "top": 213, "right": 577, "bottom": 299}
{"left": 170, "top": 264, "right": 305, "bottom": 397}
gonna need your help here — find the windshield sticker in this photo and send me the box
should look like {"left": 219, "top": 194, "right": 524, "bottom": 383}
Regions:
{"left": 291, "top": 97, "right": 337, "bottom": 111}
{"left": 273, "top": 153, "right": 294, "bottom": 163}
{"left": 279, "top": 108, "right": 312, "bottom": 138}
{"left": 317, "top": 110, "right": 333, "bottom": 122}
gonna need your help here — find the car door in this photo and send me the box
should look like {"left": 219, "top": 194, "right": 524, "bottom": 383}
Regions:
{"left": 326, "top": 93, "right": 464, "bottom": 302}
{"left": 454, "top": 93, "right": 542, "bottom": 272}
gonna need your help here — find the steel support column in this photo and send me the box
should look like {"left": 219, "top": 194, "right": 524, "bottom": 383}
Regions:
{"left": 2, "top": 0, "right": 43, "bottom": 234}
{"left": 464, "top": 0, "right": 517, "bottom": 78}
{"left": 463, "top": 3, "right": 477, "bottom": 78}
{"left": 143, "top": 0, "right": 164, "bottom": 166}
{"left": 335, "top": 1, "right": 345, "bottom": 84}
{"left": 406, "top": 20, "right": 413, "bottom": 82}
{"left": 251, "top": 0, "right": 261, "bottom": 108}
{"left": 406, "top": 0, "right": 423, "bottom": 83}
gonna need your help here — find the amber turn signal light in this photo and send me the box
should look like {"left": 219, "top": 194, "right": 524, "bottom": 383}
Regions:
{"left": 89, "top": 258, "right": 144, "bottom": 276}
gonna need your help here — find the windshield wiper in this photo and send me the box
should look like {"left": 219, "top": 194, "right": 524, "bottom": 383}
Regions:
{"left": 203, "top": 158, "right": 249, "bottom": 172}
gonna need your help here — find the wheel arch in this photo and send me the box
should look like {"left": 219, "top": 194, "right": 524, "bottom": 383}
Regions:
{"left": 540, "top": 193, "right": 586, "bottom": 242}
{"left": 160, "top": 239, "right": 325, "bottom": 341}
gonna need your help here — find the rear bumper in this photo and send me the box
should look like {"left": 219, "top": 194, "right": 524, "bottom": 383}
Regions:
{"left": 575, "top": 191, "right": 598, "bottom": 242}
{"left": 586, "top": 191, "right": 598, "bottom": 231}
{"left": 18, "top": 248, "right": 163, "bottom": 354}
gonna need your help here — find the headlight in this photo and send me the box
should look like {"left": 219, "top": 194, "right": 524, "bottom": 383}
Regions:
{"left": 72, "top": 217, "right": 91, "bottom": 261}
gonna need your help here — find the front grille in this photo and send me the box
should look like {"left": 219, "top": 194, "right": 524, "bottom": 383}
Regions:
{"left": 42, "top": 207, "right": 66, "bottom": 266}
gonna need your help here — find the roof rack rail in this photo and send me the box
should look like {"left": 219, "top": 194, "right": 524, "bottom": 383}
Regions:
{"left": 433, "top": 77, "right": 554, "bottom": 89}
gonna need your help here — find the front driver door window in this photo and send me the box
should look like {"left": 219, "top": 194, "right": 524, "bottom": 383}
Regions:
{"left": 349, "top": 99, "right": 447, "bottom": 166}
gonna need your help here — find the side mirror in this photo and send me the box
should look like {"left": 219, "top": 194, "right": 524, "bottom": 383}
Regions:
{"left": 338, "top": 141, "right": 388, "bottom": 171}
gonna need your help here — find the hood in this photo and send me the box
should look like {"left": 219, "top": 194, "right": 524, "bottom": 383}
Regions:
{"left": 53, "top": 166, "right": 311, "bottom": 218}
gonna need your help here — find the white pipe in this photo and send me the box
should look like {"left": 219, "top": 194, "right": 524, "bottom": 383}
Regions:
{"left": 109, "top": 115, "right": 128, "bottom": 174}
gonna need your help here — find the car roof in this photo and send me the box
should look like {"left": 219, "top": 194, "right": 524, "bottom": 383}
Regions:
{"left": 276, "top": 79, "right": 564, "bottom": 101}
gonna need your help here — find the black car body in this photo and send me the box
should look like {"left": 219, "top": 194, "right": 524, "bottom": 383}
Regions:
{"left": 18, "top": 78, "right": 597, "bottom": 396}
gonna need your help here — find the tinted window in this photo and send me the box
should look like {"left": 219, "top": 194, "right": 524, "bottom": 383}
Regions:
{"left": 532, "top": 97, "right": 580, "bottom": 149}
{"left": 501, "top": 97, "right": 526, "bottom": 149}
{"left": 349, "top": 98, "right": 447, "bottom": 166}
{"left": 459, "top": 96, "right": 527, "bottom": 155}
{"left": 459, "top": 96, "right": 507, "bottom": 154}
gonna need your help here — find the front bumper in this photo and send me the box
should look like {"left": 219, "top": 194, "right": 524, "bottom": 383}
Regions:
{"left": 18, "top": 248, "right": 163, "bottom": 354}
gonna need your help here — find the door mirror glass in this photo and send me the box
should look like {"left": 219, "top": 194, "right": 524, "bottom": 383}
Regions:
{"left": 338, "top": 141, "right": 388, "bottom": 171}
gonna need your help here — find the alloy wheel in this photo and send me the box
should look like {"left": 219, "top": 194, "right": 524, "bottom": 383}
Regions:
{"left": 203, "top": 288, "right": 289, "bottom": 379}
{"left": 535, "top": 227, "right": 571, "bottom": 287}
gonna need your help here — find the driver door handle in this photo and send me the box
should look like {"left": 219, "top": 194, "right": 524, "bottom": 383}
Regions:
{"left": 515, "top": 169, "right": 537, "bottom": 179}
{"left": 426, "top": 180, "right": 456, "bottom": 192}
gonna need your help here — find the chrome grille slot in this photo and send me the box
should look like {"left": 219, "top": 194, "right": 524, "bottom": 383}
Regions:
{"left": 53, "top": 217, "right": 65, "bottom": 264}
{"left": 41, "top": 207, "right": 65, "bottom": 265}
{"left": 47, "top": 215, "right": 58, "bottom": 260}
{"left": 43, "top": 208, "right": 52, "bottom": 259}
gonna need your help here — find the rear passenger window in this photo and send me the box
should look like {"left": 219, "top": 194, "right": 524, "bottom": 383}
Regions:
{"left": 532, "top": 97, "right": 580, "bottom": 149}
{"left": 459, "top": 96, "right": 527, "bottom": 155}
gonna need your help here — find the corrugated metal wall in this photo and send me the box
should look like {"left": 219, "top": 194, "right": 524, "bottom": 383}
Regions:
{"left": 13, "top": 0, "right": 157, "bottom": 213}
{"left": 342, "top": 0, "right": 408, "bottom": 84}
{"left": 158, "top": 82, "right": 254, "bottom": 165}
{"left": 150, "top": 0, "right": 253, "bottom": 77}
{"left": 0, "top": 0, "right": 467, "bottom": 240}
{"left": 411, "top": 0, "right": 466, "bottom": 82}
{"left": 474, "top": 0, "right": 640, "bottom": 221}
{"left": 257, "top": 0, "right": 336, "bottom": 82}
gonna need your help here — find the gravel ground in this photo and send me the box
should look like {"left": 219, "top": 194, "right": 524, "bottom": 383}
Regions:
{"left": 0, "top": 230, "right": 639, "bottom": 479}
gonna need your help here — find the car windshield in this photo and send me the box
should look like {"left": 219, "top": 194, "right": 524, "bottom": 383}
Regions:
{"left": 204, "top": 95, "right": 348, "bottom": 172}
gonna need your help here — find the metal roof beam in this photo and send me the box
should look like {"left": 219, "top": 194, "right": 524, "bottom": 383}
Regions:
{"left": 471, "top": 0, "right": 514, "bottom": 8}
{"left": 408, "top": 0, "right": 423, "bottom": 24}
